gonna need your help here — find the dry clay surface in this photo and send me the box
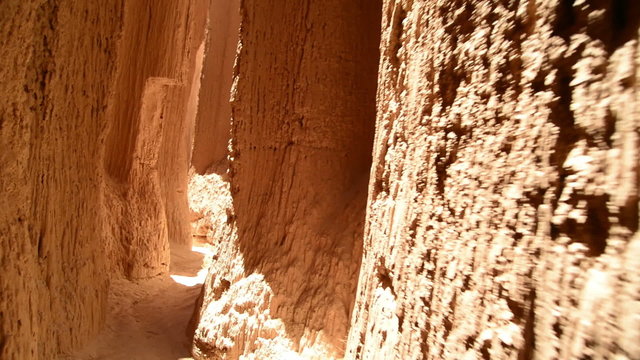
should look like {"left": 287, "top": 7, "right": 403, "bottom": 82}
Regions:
{"left": 346, "top": 1, "right": 640, "bottom": 359}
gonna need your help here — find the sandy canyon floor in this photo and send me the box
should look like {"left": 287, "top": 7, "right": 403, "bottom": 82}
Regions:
{"left": 64, "top": 240, "right": 212, "bottom": 360}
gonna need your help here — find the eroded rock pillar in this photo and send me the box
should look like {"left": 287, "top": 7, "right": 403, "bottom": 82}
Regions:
{"left": 192, "top": 0, "right": 381, "bottom": 357}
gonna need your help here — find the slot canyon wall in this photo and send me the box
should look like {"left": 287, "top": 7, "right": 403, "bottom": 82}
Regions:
{"left": 345, "top": 0, "right": 640, "bottom": 359}
{"left": 192, "top": 0, "right": 640, "bottom": 359}
{"left": 1, "top": 0, "right": 208, "bottom": 358}
{"left": 103, "top": 0, "right": 209, "bottom": 279}
{"left": 0, "top": 2, "right": 123, "bottom": 357}
{"left": 190, "top": 0, "right": 240, "bottom": 174}
{"left": 2, "top": 0, "right": 640, "bottom": 359}
{"left": 190, "top": 0, "right": 381, "bottom": 358}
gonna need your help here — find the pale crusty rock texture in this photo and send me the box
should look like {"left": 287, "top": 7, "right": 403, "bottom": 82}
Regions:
{"left": 346, "top": 1, "right": 640, "bottom": 359}
{"left": 189, "top": 173, "right": 303, "bottom": 359}
{"left": 1, "top": 0, "right": 208, "bottom": 358}
{"left": 190, "top": 173, "right": 339, "bottom": 359}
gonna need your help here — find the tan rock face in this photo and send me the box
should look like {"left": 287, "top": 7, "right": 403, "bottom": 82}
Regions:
{"left": 191, "top": 0, "right": 381, "bottom": 358}
{"left": 103, "top": 0, "right": 209, "bottom": 279}
{"left": 346, "top": 1, "right": 640, "bottom": 359}
{"left": 1, "top": 0, "right": 207, "bottom": 358}
{"left": 191, "top": 0, "right": 241, "bottom": 175}
{"left": 0, "top": 1, "right": 123, "bottom": 358}
{"left": 2, "top": 1, "right": 640, "bottom": 359}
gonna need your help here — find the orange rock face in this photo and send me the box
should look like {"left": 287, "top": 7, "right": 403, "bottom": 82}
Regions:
{"left": 0, "top": 2, "right": 123, "bottom": 358}
{"left": 190, "top": 0, "right": 240, "bottom": 175}
{"left": 2, "top": 1, "right": 639, "bottom": 359}
{"left": 190, "top": 0, "right": 381, "bottom": 358}
{"left": 1, "top": 0, "right": 207, "bottom": 358}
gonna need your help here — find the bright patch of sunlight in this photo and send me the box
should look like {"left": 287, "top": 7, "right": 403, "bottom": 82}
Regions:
{"left": 169, "top": 244, "right": 212, "bottom": 286}
{"left": 191, "top": 245, "right": 213, "bottom": 256}
{"left": 170, "top": 273, "right": 205, "bottom": 286}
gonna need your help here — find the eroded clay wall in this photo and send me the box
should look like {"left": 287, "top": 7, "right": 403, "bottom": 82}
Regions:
{"left": 1, "top": 1, "right": 209, "bottom": 357}
{"left": 157, "top": 0, "right": 209, "bottom": 249}
{"left": 192, "top": 0, "right": 381, "bottom": 358}
{"left": 347, "top": 1, "right": 640, "bottom": 359}
{"left": 0, "top": 1, "right": 123, "bottom": 357}
{"left": 103, "top": 0, "right": 209, "bottom": 279}
{"left": 229, "top": 0, "right": 381, "bottom": 354}
{"left": 191, "top": 0, "right": 241, "bottom": 174}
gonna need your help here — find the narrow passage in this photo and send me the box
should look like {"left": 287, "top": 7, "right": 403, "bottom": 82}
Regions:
{"left": 67, "top": 240, "right": 212, "bottom": 360}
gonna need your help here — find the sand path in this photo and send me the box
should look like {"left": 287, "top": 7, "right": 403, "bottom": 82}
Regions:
{"left": 67, "top": 241, "right": 210, "bottom": 360}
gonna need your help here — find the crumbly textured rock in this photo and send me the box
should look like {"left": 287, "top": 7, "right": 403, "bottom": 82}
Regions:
{"left": 1, "top": 0, "right": 208, "bottom": 357}
{"left": 0, "top": 1, "right": 123, "bottom": 358}
{"left": 346, "top": 1, "right": 640, "bottom": 359}
{"left": 190, "top": 172, "right": 340, "bottom": 359}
